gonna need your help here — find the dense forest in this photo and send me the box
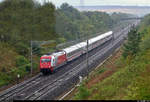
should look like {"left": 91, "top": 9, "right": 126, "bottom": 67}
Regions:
{"left": 0, "top": 0, "right": 132, "bottom": 87}
{"left": 56, "top": 3, "right": 131, "bottom": 41}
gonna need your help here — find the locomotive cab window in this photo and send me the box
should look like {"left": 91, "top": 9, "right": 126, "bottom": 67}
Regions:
{"left": 41, "top": 59, "right": 51, "bottom": 63}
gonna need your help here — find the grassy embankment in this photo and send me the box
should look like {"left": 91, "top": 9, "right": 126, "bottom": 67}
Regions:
{"left": 72, "top": 15, "right": 150, "bottom": 100}
{"left": 0, "top": 43, "right": 38, "bottom": 88}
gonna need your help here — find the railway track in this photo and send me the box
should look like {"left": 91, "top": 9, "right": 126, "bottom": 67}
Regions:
{"left": 33, "top": 26, "right": 130, "bottom": 100}
{"left": 0, "top": 32, "right": 113, "bottom": 101}
{"left": 14, "top": 37, "right": 113, "bottom": 100}
{"left": 0, "top": 20, "right": 140, "bottom": 101}
{"left": 0, "top": 74, "right": 42, "bottom": 101}
{"left": 22, "top": 24, "right": 132, "bottom": 100}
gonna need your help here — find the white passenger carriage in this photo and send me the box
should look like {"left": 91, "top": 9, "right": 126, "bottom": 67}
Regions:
{"left": 63, "top": 41, "right": 87, "bottom": 61}
{"left": 62, "top": 31, "right": 113, "bottom": 62}
{"left": 88, "top": 31, "right": 113, "bottom": 50}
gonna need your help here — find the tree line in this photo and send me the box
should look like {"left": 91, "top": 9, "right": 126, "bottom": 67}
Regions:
{"left": 0, "top": 0, "right": 132, "bottom": 57}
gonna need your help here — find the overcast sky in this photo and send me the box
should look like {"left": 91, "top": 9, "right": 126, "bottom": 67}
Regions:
{"left": 37, "top": 0, "right": 150, "bottom": 7}
{"left": 0, "top": 0, "right": 149, "bottom": 7}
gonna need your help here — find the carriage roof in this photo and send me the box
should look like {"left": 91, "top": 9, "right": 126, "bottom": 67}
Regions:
{"left": 63, "top": 31, "right": 113, "bottom": 54}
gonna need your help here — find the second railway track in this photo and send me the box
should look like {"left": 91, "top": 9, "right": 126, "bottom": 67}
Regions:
{"left": 0, "top": 20, "right": 140, "bottom": 101}
{"left": 0, "top": 32, "right": 113, "bottom": 101}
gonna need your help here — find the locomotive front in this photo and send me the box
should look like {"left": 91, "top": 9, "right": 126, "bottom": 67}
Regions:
{"left": 40, "top": 55, "right": 53, "bottom": 74}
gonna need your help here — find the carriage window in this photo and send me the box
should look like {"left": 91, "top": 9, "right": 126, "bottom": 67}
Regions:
{"left": 41, "top": 59, "right": 51, "bottom": 63}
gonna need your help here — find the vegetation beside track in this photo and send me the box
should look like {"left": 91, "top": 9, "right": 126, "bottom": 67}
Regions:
{"left": 72, "top": 15, "right": 150, "bottom": 100}
{"left": 0, "top": 0, "right": 132, "bottom": 88}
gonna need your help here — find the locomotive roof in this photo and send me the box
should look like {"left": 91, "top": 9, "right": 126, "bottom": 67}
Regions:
{"left": 41, "top": 55, "right": 51, "bottom": 58}
{"left": 63, "top": 31, "right": 113, "bottom": 54}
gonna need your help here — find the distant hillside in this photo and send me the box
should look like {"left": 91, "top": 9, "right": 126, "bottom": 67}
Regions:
{"left": 75, "top": 6, "right": 150, "bottom": 17}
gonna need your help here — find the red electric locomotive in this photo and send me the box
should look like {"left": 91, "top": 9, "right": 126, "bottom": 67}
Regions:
{"left": 40, "top": 51, "right": 67, "bottom": 74}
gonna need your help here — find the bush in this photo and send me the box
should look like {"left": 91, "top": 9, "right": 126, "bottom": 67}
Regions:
{"left": 122, "top": 27, "right": 141, "bottom": 58}
{"left": 12, "top": 66, "right": 28, "bottom": 79}
{"left": 16, "top": 55, "right": 29, "bottom": 67}
{"left": 15, "top": 42, "right": 29, "bottom": 57}
{"left": 140, "top": 36, "right": 150, "bottom": 51}
{"left": 0, "top": 72, "right": 12, "bottom": 87}
{"left": 75, "top": 84, "right": 90, "bottom": 100}
{"left": 25, "top": 64, "right": 31, "bottom": 72}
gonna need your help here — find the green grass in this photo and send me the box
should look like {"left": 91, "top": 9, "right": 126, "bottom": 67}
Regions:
{"left": 74, "top": 83, "right": 91, "bottom": 100}
{"left": 73, "top": 49, "right": 150, "bottom": 100}
{"left": 73, "top": 22, "right": 150, "bottom": 100}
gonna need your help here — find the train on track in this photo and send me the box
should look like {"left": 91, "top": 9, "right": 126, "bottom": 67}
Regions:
{"left": 40, "top": 31, "right": 113, "bottom": 75}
